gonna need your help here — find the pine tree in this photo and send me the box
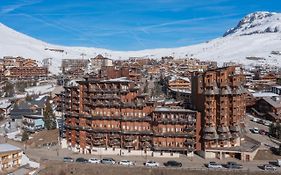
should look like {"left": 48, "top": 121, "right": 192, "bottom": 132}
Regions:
{"left": 22, "top": 130, "right": 29, "bottom": 142}
{"left": 43, "top": 98, "right": 55, "bottom": 130}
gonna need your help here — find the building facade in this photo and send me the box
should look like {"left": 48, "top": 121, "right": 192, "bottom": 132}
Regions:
{"left": 0, "top": 144, "right": 22, "bottom": 172}
{"left": 22, "top": 115, "right": 45, "bottom": 132}
{"left": 152, "top": 107, "right": 201, "bottom": 156}
{"left": 191, "top": 66, "right": 247, "bottom": 159}
{"left": 60, "top": 77, "right": 200, "bottom": 156}
{"left": 5, "top": 67, "right": 48, "bottom": 79}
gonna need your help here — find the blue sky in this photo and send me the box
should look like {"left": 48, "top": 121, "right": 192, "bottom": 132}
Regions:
{"left": 0, "top": 0, "right": 280, "bottom": 50}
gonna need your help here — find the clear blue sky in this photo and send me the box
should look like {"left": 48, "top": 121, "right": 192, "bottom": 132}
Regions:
{"left": 0, "top": 0, "right": 280, "bottom": 50}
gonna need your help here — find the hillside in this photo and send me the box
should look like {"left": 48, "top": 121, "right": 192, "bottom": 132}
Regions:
{"left": 0, "top": 11, "right": 281, "bottom": 74}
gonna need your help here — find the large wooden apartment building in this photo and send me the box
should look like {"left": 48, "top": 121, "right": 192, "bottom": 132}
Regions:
{"left": 191, "top": 66, "right": 249, "bottom": 159}
{"left": 58, "top": 77, "right": 201, "bottom": 156}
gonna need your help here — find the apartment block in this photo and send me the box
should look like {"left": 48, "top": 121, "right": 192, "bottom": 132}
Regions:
{"left": 60, "top": 77, "right": 200, "bottom": 157}
{"left": 191, "top": 66, "right": 251, "bottom": 159}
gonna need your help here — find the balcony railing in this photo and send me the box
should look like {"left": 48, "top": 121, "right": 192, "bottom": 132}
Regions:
{"left": 121, "top": 130, "right": 153, "bottom": 135}
{"left": 154, "top": 132, "right": 194, "bottom": 138}
{"left": 123, "top": 136, "right": 135, "bottom": 142}
{"left": 122, "top": 116, "right": 152, "bottom": 122}
{"left": 153, "top": 118, "right": 195, "bottom": 125}
{"left": 108, "top": 139, "right": 121, "bottom": 146}
{"left": 140, "top": 136, "right": 152, "bottom": 142}
{"left": 123, "top": 142, "right": 134, "bottom": 148}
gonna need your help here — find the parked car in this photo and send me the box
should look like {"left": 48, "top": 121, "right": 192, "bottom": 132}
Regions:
{"left": 101, "top": 158, "right": 116, "bottom": 164}
{"left": 144, "top": 160, "right": 159, "bottom": 167}
{"left": 263, "top": 164, "right": 277, "bottom": 171}
{"left": 226, "top": 162, "right": 243, "bottom": 169}
{"left": 88, "top": 158, "right": 100, "bottom": 164}
{"left": 251, "top": 127, "right": 259, "bottom": 134}
{"left": 63, "top": 157, "right": 74, "bottom": 163}
{"left": 276, "top": 159, "right": 281, "bottom": 167}
{"left": 264, "top": 121, "right": 272, "bottom": 126}
{"left": 76, "top": 157, "right": 88, "bottom": 163}
{"left": 207, "top": 162, "right": 223, "bottom": 169}
{"left": 118, "top": 160, "right": 135, "bottom": 166}
{"left": 259, "top": 129, "right": 266, "bottom": 135}
{"left": 251, "top": 117, "right": 258, "bottom": 122}
{"left": 257, "top": 119, "right": 264, "bottom": 124}
{"left": 163, "top": 160, "right": 182, "bottom": 167}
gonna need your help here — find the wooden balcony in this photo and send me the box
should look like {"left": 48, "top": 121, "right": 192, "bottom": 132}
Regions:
{"left": 123, "top": 135, "right": 135, "bottom": 142}
{"left": 184, "top": 139, "right": 195, "bottom": 146}
{"left": 122, "top": 116, "right": 152, "bottom": 122}
{"left": 154, "top": 132, "right": 194, "bottom": 138}
{"left": 121, "top": 130, "right": 153, "bottom": 135}
{"left": 123, "top": 142, "right": 134, "bottom": 148}
{"left": 140, "top": 136, "right": 152, "bottom": 142}
{"left": 108, "top": 139, "right": 121, "bottom": 146}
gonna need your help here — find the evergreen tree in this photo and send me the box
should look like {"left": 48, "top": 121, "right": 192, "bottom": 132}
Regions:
{"left": 43, "top": 98, "right": 56, "bottom": 130}
{"left": 269, "top": 122, "right": 281, "bottom": 140}
{"left": 22, "top": 130, "right": 29, "bottom": 142}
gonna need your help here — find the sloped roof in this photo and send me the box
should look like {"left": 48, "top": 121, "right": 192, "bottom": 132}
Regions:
{"left": 0, "top": 144, "right": 21, "bottom": 153}
{"left": 261, "top": 96, "right": 281, "bottom": 108}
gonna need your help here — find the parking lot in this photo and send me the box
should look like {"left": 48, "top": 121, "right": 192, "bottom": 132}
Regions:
{"left": 245, "top": 113, "right": 280, "bottom": 149}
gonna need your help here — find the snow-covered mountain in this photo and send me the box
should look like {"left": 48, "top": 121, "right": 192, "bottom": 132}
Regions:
{"left": 224, "top": 11, "right": 281, "bottom": 36}
{"left": 0, "top": 11, "right": 281, "bottom": 74}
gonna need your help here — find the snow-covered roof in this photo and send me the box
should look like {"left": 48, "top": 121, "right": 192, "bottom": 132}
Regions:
{"left": 102, "top": 77, "right": 132, "bottom": 83}
{"left": 0, "top": 144, "right": 21, "bottom": 153}
{"left": 169, "top": 88, "right": 191, "bottom": 94}
{"left": 154, "top": 107, "right": 195, "bottom": 113}
{"left": 23, "top": 115, "right": 44, "bottom": 119}
{"left": 168, "top": 75, "right": 190, "bottom": 83}
{"left": 272, "top": 85, "right": 281, "bottom": 89}
{"left": 252, "top": 92, "right": 279, "bottom": 98}
{"left": 247, "top": 89, "right": 256, "bottom": 93}
{"left": 25, "top": 84, "right": 55, "bottom": 95}
{"left": 0, "top": 99, "right": 12, "bottom": 109}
